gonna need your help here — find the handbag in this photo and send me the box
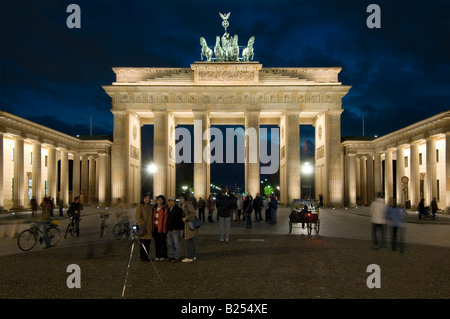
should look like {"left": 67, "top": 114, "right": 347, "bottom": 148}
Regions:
{"left": 188, "top": 218, "right": 202, "bottom": 231}
{"left": 136, "top": 210, "right": 150, "bottom": 237}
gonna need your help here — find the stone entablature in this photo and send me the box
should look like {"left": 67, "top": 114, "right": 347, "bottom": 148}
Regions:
{"left": 112, "top": 63, "right": 343, "bottom": 85}
{"left": 342, "top": 111, "right": 450, "bottom": 154}
{"left": 0, "top": 111, "right": 112, "bottom": 154}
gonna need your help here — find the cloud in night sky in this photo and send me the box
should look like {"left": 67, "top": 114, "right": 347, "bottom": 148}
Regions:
{"left": 1, "top": 0, "right": 449, "bottom": 184}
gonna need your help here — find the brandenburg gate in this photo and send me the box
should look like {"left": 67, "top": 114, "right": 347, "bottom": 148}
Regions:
{"left": 102, "top": 13, "right": 351, "bottom": 206}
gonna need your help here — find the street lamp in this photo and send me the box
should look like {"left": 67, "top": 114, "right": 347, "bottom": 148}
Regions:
{"left": 302, "top": 162, "right": 313, "bottom": 175}
{"left": 147, "top": 163, "right": 157, "bottom": 174}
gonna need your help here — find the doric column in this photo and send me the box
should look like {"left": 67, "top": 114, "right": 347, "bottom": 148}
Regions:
{"left": 373, "top": 153, "right": 383, "bottom": 197}
{"left": 98, "top": 152, "right": 108, "bottom": 206}
{"left": 72, "top": 152, "right": 81, "bottom": 199}
{"left": 360, "top": 156, "right": 367, "bottom": 206}
{"left": 245, "top": 111, "right": 261, "bottom": 197}
{"left": 88, "top": 156, "right": 96, "bottom": 204}
{"left": 396, "top": 145, "right": 406, "bottom": 206}
{"left": 153, "top": 112, "right": 168, "bottom": 198}
{"left": 325, "top": 110, "right": 343, "bottom": 206}
{"left": 32, "top": 142, "right": 42, "bottom": 204}
{"left": 194, "top": 111, "right": 208, "bottom": 200}
{"left": 355, "top": 157, "right": 361, "bottom": 204}
{"left": 409, "top": 141, "right": 421, "bottom": 208}
{"left": 0, "top": 133, "right": 4, "bottom": 211}
{"left": 445, "top": 133, "right": 450, "bottom": 213}
{"left": 13, "top": 137, "right": 25, "bottom": 210}
{"left": 280, "top": 112, "right": 300, "bottom": 204}
{"left": 366, "top": 154, "right": 374, "bottom": 203}
{"left": 425, "top": 137, "right": 437, "bottom": 205}
{"left": 81, "top": 154, "right": 89, "bottom": 203}
{"left": 47, "top": 146, "right": 57, "bottom": 201}
{"left": 384, "top": 149, "right": 394, "bottom": 205}
{"left": 345, "top": 151, "right": 357, "bottom": 207}
{"left": 60, "top": 149, "right": 69, "bottom": 206}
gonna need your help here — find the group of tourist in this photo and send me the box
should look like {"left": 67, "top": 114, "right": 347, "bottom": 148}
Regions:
{"left": 134, "top": 186, "right": 280, "bottom": 263}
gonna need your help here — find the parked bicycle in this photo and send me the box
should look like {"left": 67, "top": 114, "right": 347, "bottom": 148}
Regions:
{"left": 99, "top": 212, "right": 110, "bottom": 238}
{"left": 113, "top": 220, "right": 131, "bottom": 240}
{"left": 17, "top": 221, "right": 60, "bottom": 251}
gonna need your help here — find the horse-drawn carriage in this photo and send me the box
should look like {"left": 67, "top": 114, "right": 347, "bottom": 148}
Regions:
{"left": 289, "top": 199, "right": 320, "bottom": 235}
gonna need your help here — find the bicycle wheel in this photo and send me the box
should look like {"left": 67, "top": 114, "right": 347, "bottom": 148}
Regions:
{"left": 64, "top": 222, "right": 74, "bottom": 239}
{"left": 113, "top": 223, "right": 124, "bottom": 240}
{"left": 48, "top": 227, "right": 60, "bottom": 247}
{"left": 18, "top": 230, "right": 37, "bottom": 251}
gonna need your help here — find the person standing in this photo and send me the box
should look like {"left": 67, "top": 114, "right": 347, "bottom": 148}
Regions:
{"left": 197, "top": 196, "right": 206, "bottom": 223}
{"left": 167, "top": 197, "right": 184, "bottom": 262}
{"left": 30, "top": 197, "right": 38, "bottom": 217}
{"left": 430, "top": 197, "right": 438, "bottom": 219}
{"left": 252, "top": 193, "right": 263, "bottom": 222}
{"left": 215, "top": 186, "right": 237, "bottom": 241}
{"left": 206, "top": 194, "right": 215, "bottom": 222}
{"left": 370, "top": 194, "right": 387, "bottom": 249}
{"left": 243, "top": 193, "right": 253, "bottom": 229}
{"left": 263, "top": 197, "right": 270, "bottom": 222}
{"left": 236, "top": 193, "right": 244, "bottom": 222}
{"left": 180, "top": 194, "right": 198, "bottom": 262}
{"left": 135, "top": 193, "right": 153, "bottom": 262}
{"left": 153, "top": 195, "right": 169, "bottom": 261}
{"left": 269, "top": 194, "right": 278, "bottom": 224}
{"left": 418, "top": 198, "right": 426, "bottom": 219}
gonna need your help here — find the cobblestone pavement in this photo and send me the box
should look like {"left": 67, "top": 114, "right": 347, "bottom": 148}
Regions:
{"left": 1, "top": 232, "right": 449, "bottom": 300}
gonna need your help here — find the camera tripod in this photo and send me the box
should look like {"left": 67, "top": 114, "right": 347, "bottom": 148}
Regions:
{"left": 121, "top": 227, "right": 164, "bottom": 298}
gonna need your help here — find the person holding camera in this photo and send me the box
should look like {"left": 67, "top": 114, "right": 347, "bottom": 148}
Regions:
{"left": 135, "top": 193, "right": 153, "bottom": 262}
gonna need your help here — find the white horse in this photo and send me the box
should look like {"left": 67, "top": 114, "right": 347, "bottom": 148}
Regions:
{"left": 242, "top": 36, "right": 255, "bottom": 62}
{"left": 214, "top": 36, "right": 224, "bottom": 61}
{"left": 200, "top": 37, "right": 213, "bottom": 62}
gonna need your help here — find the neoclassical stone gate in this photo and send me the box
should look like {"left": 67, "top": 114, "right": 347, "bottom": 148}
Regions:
{"left": 103, "top": 61, "right": 351, "bottom": 206}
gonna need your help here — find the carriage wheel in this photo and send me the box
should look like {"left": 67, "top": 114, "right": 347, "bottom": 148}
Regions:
{"left": 288, "top": 221, "right": 292, "bottom": 234}
{"left": 307, "top": 220, "right": 312, "bottom": 235}
{"left": 315, "top": 219, "right": 320, "bottom": 234}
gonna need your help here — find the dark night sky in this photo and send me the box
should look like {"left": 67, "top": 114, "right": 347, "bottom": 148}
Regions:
{"left": 2, "top": 0, "right": 450, "bottom": 189}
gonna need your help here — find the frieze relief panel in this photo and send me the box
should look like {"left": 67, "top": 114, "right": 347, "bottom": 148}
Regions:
{"left": 113, "top": 91, "right": 342, "bottom": 105}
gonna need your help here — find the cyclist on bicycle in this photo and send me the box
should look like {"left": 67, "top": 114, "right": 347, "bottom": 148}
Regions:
{"left": 68, "top": 196, "right": 83, "bottom": 237}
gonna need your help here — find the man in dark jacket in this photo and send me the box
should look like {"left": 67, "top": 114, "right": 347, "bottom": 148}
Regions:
{"left": 167, "top": 197, "right": 185, "bottom": 262}
{"left": 215, "top": 186, "right": 237, "bottom": 241}
{"left": 252, "top": 193, "right": 263, "bottom": 222}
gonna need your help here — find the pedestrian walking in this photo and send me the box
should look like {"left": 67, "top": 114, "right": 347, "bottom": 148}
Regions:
{"left": 167, "top": 197, "right": 184, "bottom": 262}
{"left": 370, "top": 194, "right": 387, "bottom": 249}
{"left": 206, "top": 194, "right": 215, "bottom": 222}
{"left": 153, "top": 195, "right": 169, "bottom": 261}
{"left": 135, "top": 193, "right": 153, "bottom": 262}
{"left": 180, "top": 193, "right": 198, "bottom": 262}
{"left": 216, "top": 186, "right": 237, "bottom": 241}
{"left": 385, "top": 199, "right": 406, "bottom": 253}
